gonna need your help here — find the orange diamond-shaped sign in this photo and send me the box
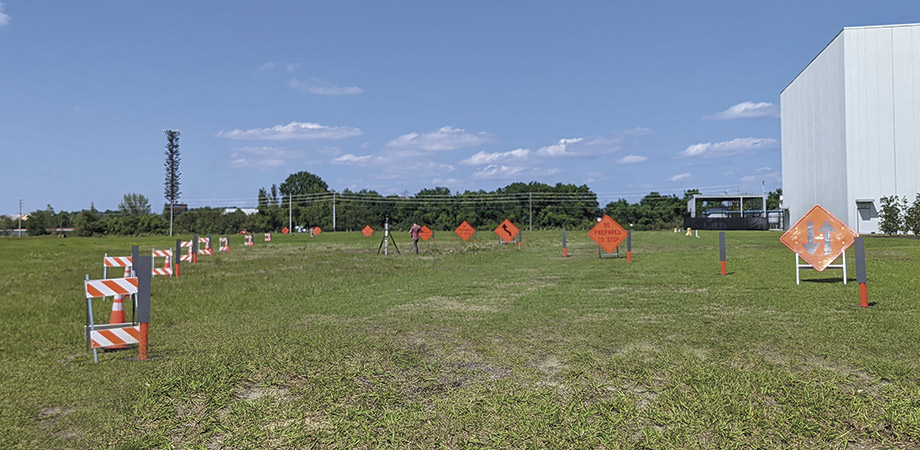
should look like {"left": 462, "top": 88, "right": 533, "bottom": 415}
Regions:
{"left": 313, "top": 226, "right": 322, "bottom": 236}
{"left": 419, "top": 225, "right": 433, "bottom": 241}
{"left": 494, "top": 219, "right": 519, "bottom": 243}
{"left": 588, "top": 215, "right": 627, "bottom": 254}
{"left": 455, "top": 221, "right": 475, "bottom": 241}
{"left": 361, "top": 225, "right": 374, "bottom": 237}
{"left": 780, "top": 204, "right": 858, "bottom": 272}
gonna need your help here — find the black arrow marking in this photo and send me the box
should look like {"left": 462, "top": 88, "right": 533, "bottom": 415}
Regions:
{"left": 502, "top": 224, "right": 512, "bottom": 237}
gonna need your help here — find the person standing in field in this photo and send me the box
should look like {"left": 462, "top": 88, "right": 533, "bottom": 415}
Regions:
{"left": 409, "top": 223, "right": 422, "bottom": 254}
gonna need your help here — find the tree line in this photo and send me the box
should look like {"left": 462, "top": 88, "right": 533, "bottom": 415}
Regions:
{"left": 5, "top": 170, "right": 782, "bottom": 237}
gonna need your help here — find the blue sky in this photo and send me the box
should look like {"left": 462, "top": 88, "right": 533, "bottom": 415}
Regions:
{"left": 1, "top": 1, "right": 917, "bottom": 214}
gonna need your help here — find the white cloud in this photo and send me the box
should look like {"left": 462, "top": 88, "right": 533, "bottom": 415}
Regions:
{"left": 331, "top": 153, "right": 373, "bottom": 165}
{"left": 386, "top": 126, "right": 492, "bottom": 151}
{"left": 668, "top": 173, "right": 691, "bottom": 182}
{"left": 680, "top": 137, "right": 777, "bottom": 157}
{"left": 289, "top": 77, "right": 363, "bottom": 95}
{"left": 461, "top": 148, "right": 530, "bottom": 165}
{"left": 228, "top": 158, "right": 286, "bottom": 169}
{"left": 227, "top": 146, "right": 312, "bottom": 170}
{"left": 535, "top": 137, "right": 621, "bottom": 158}
{"left": 255, "top": 62, "right": 275, "bottom": 72}
{"left": 0, "top": 3, "right": 10, "bottom": 27}
{"left": 623, "top": 127, "right": 652, "bottom": 136}
{"left": 471, "top": 164, "right": 526, "bottom": 179}
{"left": 705, "top": 101, "right": 779, "bottom": 120}
{"left": 217, "top": 121, "right": 363, "bottom": 140}
{"left": 287, "top": 63, "right": 301, "bottom": 72}
{"left": 616, "top": 154, "right": 648, "bottom": 164}
{"left": 741, "top": 167, "right": 781, "bottom": 182}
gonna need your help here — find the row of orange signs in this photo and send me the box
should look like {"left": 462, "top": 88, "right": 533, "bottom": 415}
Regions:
{"left": 359, "top": 219, "right": 522, "bottom": 243}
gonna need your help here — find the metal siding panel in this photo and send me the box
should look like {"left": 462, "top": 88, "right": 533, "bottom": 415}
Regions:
{"left": 893, "top": 26, "right": 919, "bottom": 198}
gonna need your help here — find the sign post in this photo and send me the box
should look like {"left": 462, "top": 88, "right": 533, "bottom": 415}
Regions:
{"left": 192, "top": 234, "right": 199, "bottom": 263}
{"left": 175, "top": 239, "right": 182, "bottom": 277}
{"left": 719, "top": 231, "right": 726, "bottom": 276}
{"left": 134, "top": 255, "right": 151, "bottom": 361}
{"left": 626, "top": 230, "right": 632, "bottom": 263}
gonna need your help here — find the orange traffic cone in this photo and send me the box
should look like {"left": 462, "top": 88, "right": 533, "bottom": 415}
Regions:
{"left": 107, "top": 294, "right": 129, "bottom": 349}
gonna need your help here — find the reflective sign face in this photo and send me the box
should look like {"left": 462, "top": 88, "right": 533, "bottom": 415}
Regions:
{"left": 780, "top": 204, "right": 858, "bottom": 272}
{"left": 282, "top": 227, "right": 289, "bottom": 234}
{"left": 313, "top": 227, "right": 322, "bottom": 236}
{"left": 494, "top": 219, "right": 519, "bottom": 243}
{"left": 419, "top": 225, "right": 433, "bottom": 241}
{"left": 362, "top": 225, "right": 374, "bottom": 237}
{"left": 588, "top": 215, "right": 627, "bottom": 254}
{"left": 455, "top": 221, "right": 475, "bottom": 241}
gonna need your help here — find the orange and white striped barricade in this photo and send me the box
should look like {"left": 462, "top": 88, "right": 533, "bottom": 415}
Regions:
{"left": 264, "top": 232, "right": 272, "bottom": 242}
{"left": 198, "top": 236, "right": 212, "bottom": 257}
{"left": 179, "top": 240, "right": 194, "bottom": 263}
{"left": 219, "top": 236, "right": 230, "bottom": 253}
{"left": 151, "top": 249, "right": 173, "bottom": 277}
{"left": 103, "top": 254, "right": 132, "bottom": 279}
{"left": 244, "top": 234, "right": 254, "bottom": 246}
{"left": 83, "top": 276, "right": 140, "bottom": 363}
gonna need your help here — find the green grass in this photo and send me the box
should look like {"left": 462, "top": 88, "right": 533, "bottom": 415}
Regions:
{"left": 1, "top": 230, "right": 919, "bottom": 449}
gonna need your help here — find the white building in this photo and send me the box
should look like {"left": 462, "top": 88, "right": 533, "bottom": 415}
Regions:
{"left": 781, "top": 23, "right": 920, "bottom": 234}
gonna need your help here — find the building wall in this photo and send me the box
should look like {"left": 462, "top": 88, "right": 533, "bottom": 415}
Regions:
{"left": 781, "top": 32, "right": 848, "bottom": 227}
{"left": 782, "top": 23, "right": 920, "bottom": 234}
{"left": 844, "top": 24, "right": 920, "bottom": 233}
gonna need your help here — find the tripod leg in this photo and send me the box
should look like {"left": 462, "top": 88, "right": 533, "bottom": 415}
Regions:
{"left": 377, "top": 235, "right": 386, "bottom": 255}
{"left": 390, "top": 234, "right": 400, "bottom": 254}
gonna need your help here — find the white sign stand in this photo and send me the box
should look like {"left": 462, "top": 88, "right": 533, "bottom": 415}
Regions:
{"left": 796, "top": 249, "right": 847, "bottom": 285}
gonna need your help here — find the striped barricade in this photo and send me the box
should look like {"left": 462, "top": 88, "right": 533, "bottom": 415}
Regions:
{"left": 198, "top": 237, "right": 211, "bottom": 257}
{"left": 179, "top": 240, "right": 194, "bottom": 262}
{"left": 83, "top": 277, "right": 139, "bottom": 363}
{"left": 151, "top": 249, "right": 173, "bottom": 277}
{"left": 103, "top": 254, "right": 132, "bottom": 278}
{"left": 219, "top": 237, "right": 229, "bottom": 253}
{"left": 244, "top": 234, "right": 254, "bottom": 246}
{"left": 264, "top": 233, "right": 272, "bottom": 242}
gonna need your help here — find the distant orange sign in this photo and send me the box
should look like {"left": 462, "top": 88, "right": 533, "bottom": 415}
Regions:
{"left": 588, "top": 215, "right": 627, "bottom": 254}
{"left": 455, "top": 221, "right": 475, "bottom": 241}
{"left": 282, "top": 227, "right": 289, "bottom": 235}
{"left": 494, "top": 219, "right": 519, "bottom": 243}
{"left": 781, "top": 204, "right": 858, "bottom": 271}
{"left": 313, "top": 227, "right": 322, "bottom": 236}
{"left": 361, "top": 225, "right": 374, "bottom": 237}
{"left": 419, "top": 225, "right": 433, "bottom": 241}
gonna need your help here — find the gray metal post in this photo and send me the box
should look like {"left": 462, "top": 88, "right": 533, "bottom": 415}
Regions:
{"left": 529, "top": 192, "right": 532, "bottom": 232}
{"left": 135, "top": 256, "right": 151, "bottom": 324}
{"left": 854, "top": 237, "right": 867, "bottom": 284}
{"left": 719, "top": 232, "right": 726, "bottom": 262}
{"left": 192, "top": 234, "right": 198, "bottom": 256}
{"left": 175, "top": 239, "right": 182, "bottom": 273}
{"left": 18, "top": 199, "right": 22, "bottom": 238}
{"left": 627, "top": 230, "right": 632, "bottom": 252}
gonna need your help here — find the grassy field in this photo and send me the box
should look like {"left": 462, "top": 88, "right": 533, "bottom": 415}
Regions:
{"left": 1, "top": 229, "right": 919, "bottom": 449}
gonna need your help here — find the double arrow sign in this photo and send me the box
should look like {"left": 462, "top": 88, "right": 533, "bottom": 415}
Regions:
{"left": 802, "top": 221, "right": 835, "bottom": 255}
{"left": 780, "top": 204, "right": 858, "bottom": 272}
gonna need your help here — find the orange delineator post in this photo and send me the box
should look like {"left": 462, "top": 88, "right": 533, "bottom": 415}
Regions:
{"left": 626, "top": 230, "right": 632, "bottom": 264}
{"left": 854, "top": 237, "right": 869, "bottom": 308}
{"left": 562, "top": 230, "right": 567, "bottom": 258}
{"left": 719, "top": 231, "right": 726, "bottom": 276}
{"left": 138, "top": 322, "right": 148, "bottom": 360}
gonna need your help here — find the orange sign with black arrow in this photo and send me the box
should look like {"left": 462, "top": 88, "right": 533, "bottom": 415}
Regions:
{"left": 494, "top": 219, "right": 519, "bottom": 243}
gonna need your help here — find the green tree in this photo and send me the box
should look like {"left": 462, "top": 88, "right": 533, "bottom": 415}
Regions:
{"left": 766, "top": 188, "right": 782, "bottom": 210}
{"left": 879, "top": 195, "right": 903, "bottom": 234}
{"left": 25, "top": 205, "right": 55, "bottom": 236}
{"left": 904, "top": 193, "right": 920, "bottom": 236}
{"left": 119, "top": 193, "right": 151, "bottom": 216}
{"left": 73, "top": 206, "right": 105, "bottom": 236}
{"left": 164, "top": 129, "right": 181, "bottom": 236}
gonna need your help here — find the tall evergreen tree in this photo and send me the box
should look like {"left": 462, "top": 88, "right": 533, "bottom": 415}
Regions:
{"left": 164, "top": 130, "right": 181, "bottom": 236}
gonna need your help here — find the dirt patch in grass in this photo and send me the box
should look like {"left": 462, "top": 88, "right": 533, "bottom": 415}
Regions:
{"left": 37, "top": 406, "right": 80, "bottom": 440}
{"left": 237, "top": 382, "right": 293, "bottom": 402}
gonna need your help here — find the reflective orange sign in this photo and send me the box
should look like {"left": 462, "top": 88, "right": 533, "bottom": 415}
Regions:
{"left": 282, "top": 227, "right": 289, "bottom": 235}
{"left": 419, "top": 225, "right": 433, "bottom": 241}
{"left": 494, "top": 219, "right": 519, "bottom": 243}
{"left": 361, "top": 225, "right": 374, "bottom": 237}
{"left": 455, "top": 221, "right": 475, "bottom": 241}
{"left": 313, "top": 227, "right": 322, "bottom": 236}
{"left": 780, "top": 204, "right": 858, "bottom": 271}
{"left": 588, "top": 215, "right": 627, "bottom": 254}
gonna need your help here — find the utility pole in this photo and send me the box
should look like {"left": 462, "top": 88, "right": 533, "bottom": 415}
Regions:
{"left": 762, "top": 180, "right": 767, "bottom": 219}
{"left": 18, "top": 199, "right": 22, "bottom": 238}
{"left": 332, "top": 191, "right": 336, "bottom": 231}
{"left": 529, "top": 192, "right": 533, "bottom": 232}
{"left": 289, "top": 194, "right": 292, "bottom": 232}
